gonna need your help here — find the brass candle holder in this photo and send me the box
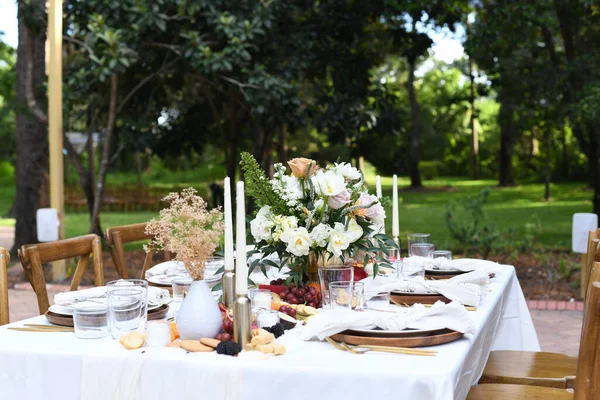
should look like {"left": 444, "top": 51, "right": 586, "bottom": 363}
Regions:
{"left": 222, "top": 271, "right": 235, "bottom": 308}
{"left": 233, "top": 294, "right": 252, "bottom": 348}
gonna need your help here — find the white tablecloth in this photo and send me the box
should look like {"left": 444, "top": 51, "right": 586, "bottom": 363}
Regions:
{"left": 0, "top": 264, "right": 539, "bottom": 400}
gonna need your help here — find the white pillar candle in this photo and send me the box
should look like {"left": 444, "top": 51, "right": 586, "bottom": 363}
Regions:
{"left": 375, "top": 175, "right": 382, "bottom": 199}
{"left": 256, "top": 310, "right": 280, "bottom": 329}
{"left": 223, "top": 177, "right": 234, "bottom": 272}
{"left": 144, "top": 320, "right": 171, "bottom": 347}
{"left": 252, "top": 292, "right": 273, "bottom": 311}
{"left": 235, "top": 181, "right": 248, "bottom": 296}
{"left": 392, "top": 174, "right": 399, "bottom": 238}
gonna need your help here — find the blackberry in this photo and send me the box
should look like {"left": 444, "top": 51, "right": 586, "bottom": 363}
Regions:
{"left": 216, "top": 340, "right": 242, "bottom": 356}
{"left": 263, "top": 323, "right": 285, "bottom": 338}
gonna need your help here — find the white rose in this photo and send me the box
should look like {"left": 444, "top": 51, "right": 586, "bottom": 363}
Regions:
{"left": 334, "top": 162, "right": 361, "bottom": 181}
{"left": 313, "top": 198, "right": 325, "bottom": 212}
{"left": 315, "top": 170, "right": 346, "bottom": 197}
{"left": 256, "top": 205, "right": 272, "bottom": 219}
{"left": 310, "top": 223, "right": 333, "bottom": 247}
{"left": 346, "top": 218, "right": 364, "bottom": 243}
{"left": 356, "top": 193, "right": 385, "bottom": 224}
{"left": 328, "top": 188, "right": 351, "bottom": 209}
{"left": 280, "top": 227, "right": 313, "bottom": 257}
{"left": 327, "top": 223, "right": 351, "bottom": 257}
{"left": 250, "top": 218, "right": 274, "bottom": 242}
{"left": 283, "top": 175, "right": 304, "bottom": 199}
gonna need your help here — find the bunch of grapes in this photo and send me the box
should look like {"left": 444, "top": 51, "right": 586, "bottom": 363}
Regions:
{"left": 270, "top": 278, "right": 286, "bottom": 285}
{"left": 279, "top": 283, "right": 322, "bottom": 309}
{"left": 215, "top": 318, "right": 233, "bottom": 341}
{"left": 278, "top": 305, "right": 297, "bottom": 318}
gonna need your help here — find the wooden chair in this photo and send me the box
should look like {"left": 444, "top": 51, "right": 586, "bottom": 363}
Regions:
{"left": 0, "top": 247, "right": 9, "bottom": 326}
{"left": 582, "top": 229, "right": 600, "bottom": 299}
{"left": 106, "top": 223, "right": 172, "bottom": 280}
{"left": 468, "top": 281, "right": 600, "bottom": 399}
{"left": 478, "top": 241, "right": 600, "bottom": 389}
{"left": 18, "top": 234, "right": 104, "bottom": 315}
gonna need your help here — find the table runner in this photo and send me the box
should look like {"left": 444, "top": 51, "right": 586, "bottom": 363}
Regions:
{"left": 0, "top": 263, "right": 539, "bottom": 400}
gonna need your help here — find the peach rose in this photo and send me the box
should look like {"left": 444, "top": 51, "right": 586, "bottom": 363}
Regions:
{"left": 287, "top": 158, "right": 317, "bottom": 178}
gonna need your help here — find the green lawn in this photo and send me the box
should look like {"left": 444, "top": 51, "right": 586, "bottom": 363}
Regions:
{"left": 0, "top": 169, "right": 593, "bottom": 250}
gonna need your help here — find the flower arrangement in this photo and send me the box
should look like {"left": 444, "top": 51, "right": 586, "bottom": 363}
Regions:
{"left": 240, "top": 152, "right": 397, "bottom": 283}
{"left": 145, "top": 187, "right": 224, "bottom": 280}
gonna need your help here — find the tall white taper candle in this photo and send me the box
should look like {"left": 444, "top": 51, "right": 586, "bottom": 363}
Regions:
{"left": 392, "top": 174, "right": 399, "bottom": 238}
{"left": 223, "top": 177, "right": 234, "bottom": 272}
{"left": 375, "top": 175, "right": 382, "bottom": 199}
{"left": 235, "top": 181, "right": 248, "bottom": 295}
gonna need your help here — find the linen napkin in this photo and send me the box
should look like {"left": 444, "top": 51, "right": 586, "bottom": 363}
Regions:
{"left": 54, "top": 284, "right": 170, "bottom": 307}
{"left": 299, "top": 301, "right": 475, "bottom": 340}
{"left": 402, "top": 256, "right": 500, "bottom": 273}
{"left": 144, "top": 260, "right": 187, "bottom": 279}
{"left": 360, "top": 268, "right": 488, "bottom": 306}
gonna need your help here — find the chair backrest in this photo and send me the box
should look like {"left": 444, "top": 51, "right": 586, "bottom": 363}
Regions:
{"left": 0, "top": 247, "right": 9, "bottom": 326}
{"left": 18, "top": 234, "right": 103, "bottom": 315}
{"left": 574, "top": 263, "right": 600, "bottom": 400}
{"left": 583, "top": 230, "right": 600, "bottom": 299}
{"left": 105, "top": 223, "right": 172, "bottom": 280}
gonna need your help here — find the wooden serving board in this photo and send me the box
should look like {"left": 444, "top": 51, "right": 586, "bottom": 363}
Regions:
{"left": 45, "top": 304, "right": 170, "bottom": 327}
{"left": 391, "top": 292, "right": 450, "bottom": 305}
{"left": 331, "top": 329, "right": 463, "bottom": 348}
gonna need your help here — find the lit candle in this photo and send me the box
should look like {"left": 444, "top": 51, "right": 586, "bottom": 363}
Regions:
{"left": 223, "top": 177, "right": 234, "bottom": 272}
{"left": 235, "top": 181, "right": 248, "bottom": 295}
{"left": 392, "top": 174, "right": 399, "bottom": 238}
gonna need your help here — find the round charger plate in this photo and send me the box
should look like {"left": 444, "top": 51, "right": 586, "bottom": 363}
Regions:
{"left": 425, "top": 269, "right": 470, "bottom": 277}
{"left": 45, "top": 304, "right": 170, "bottom": 327}
{"left": 346, "top": 326, "right": 448, "bottom": 338}
{"left": 49, "top": 301, "right": 162, "bottom": 316}
{"left": 331, "top": 329, "right": 463, "bottom": 348}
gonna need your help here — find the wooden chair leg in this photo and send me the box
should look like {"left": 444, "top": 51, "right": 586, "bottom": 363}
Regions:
{"left": 69, "top": 254, "right": 90, "bottom": 291}
{"left": 112, "top": 233, "right": 129, "bottom": 279}
{"left": 92, "top": 236, "right": 104, "bottom": 286}
{"left": 29, "top": 248, "right": 50, "bottom": 315}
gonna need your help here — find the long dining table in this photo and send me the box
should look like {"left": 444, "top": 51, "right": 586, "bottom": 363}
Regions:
{"left": 0, "top": 261, "right": 539, "bottom": 400}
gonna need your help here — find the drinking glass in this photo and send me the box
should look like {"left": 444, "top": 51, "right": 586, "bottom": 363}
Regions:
{"left": 318, "top": 266, "right": 354, "bottom": 307}
{"left": 256, "top": 310, "right": 280, "bottom": 328}
{"left": 401, "top": 263, "right": 425, "bottom": 281}
{"left": 171, "top": 277, "right": 193, "bottom": 303}
{"left": 204, "top": 257, "right": 225, "bottom": 279}
{"left": 329, "top": 281, "right": 365, "bottom": 310}
{"left": 432, "top": 250, "right": 452, "bottom": 260}
{"left": 328, "top": 282, "right": 355, "bottom": 309}
{"left": 407, "top": 233, "right": 431, "bottom": 256}
{"left": 251, "top": 290, "right": 273, "bottom": 311}
{"left": 384, "top": 246, "right": 401, "bottom": 263}
{"left": 107, "top": 279, "right": 148, "bottom": 339}
{"left": 363, "top": 291, "right": 391, "bottom": 310}
{"left": 409, "top": 243, "right": 435, "bottom": 258}
{"left": 73, "top": 306, "right": 109, "bottom": 339}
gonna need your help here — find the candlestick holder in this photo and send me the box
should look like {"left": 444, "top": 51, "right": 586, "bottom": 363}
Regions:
{"left": 233, "top": 295, "right": 252, "bottom": 349}
{"left": 222, "top": 271, "right": 235, "bottom": 308}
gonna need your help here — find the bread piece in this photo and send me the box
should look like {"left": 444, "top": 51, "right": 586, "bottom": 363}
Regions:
{"left": 166, "top": 341, "right": 182, "bottom": 348}
{"left": 272, "top": 343, "right": 286, "bottom": 355}
{"left": 257, "top": 344, "right": 274, "bottom": 354}
{"left": 250, "top": 331, "right": 275, "bottom": 346}
{"left": 120, "top": 332, "right": 145, "bottom": 350}
{"left": 180, "top": 340, "right": 214, "bottom": 353}
{"left": 200, "top": 338, "right": 221, "bottom": 349}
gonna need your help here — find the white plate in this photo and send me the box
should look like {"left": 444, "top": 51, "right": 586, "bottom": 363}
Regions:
{"left": 50, "top": 302, "right": 162, "bottom": 316}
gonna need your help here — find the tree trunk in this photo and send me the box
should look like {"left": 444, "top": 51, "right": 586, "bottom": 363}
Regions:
{"left": 544, "top": 128, "right": 551, "bottom": 200}
{"left": 406, "top": 58, "right": 422, "bottom": 188}
{"left": 90, "top": 73, "right": 119, "bottom": 236}
{"left": 468, "top": 56, "right": 479, "bottom": 180}
{"left": 278, "top": 124, "right": 288, "bottom": 164}
{"left": 12, "top": 1, "right": 49, "bottom": 255}
{"left": 561, "top": 126, "right": 569, "bottom": 178}
{"left": 498, "top": 101, "right": 515, "bottom": 186}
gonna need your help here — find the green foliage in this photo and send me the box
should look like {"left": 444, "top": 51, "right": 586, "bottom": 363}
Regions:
{"left": 419, "top": 161, "right": 440, "bottom": 181}
{"left": 444, "top": 188, "right": 500, "bottom": 258}
{"left": 239, "top": 152, "right": 288, "bottom": 215}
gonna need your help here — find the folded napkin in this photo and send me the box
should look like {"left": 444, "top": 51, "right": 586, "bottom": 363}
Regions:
{"left": 360, "top": 268, "right": 488, "bottom": 306}
{"left": 144, "top": 260, "right": 187, "bottom": 279}
{"left": 402, "top": 256, "right": 500, "bottom": 273}
{"left": 299, "top": 301, "right": 475, "bottom": 340}
{"left": 54, "top": 284, "right": 170, "bottom": 307}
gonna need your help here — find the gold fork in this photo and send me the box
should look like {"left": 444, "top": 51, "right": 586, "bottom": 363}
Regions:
{"left": 325, "top": 337, "right": 436, "bottom": 356}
